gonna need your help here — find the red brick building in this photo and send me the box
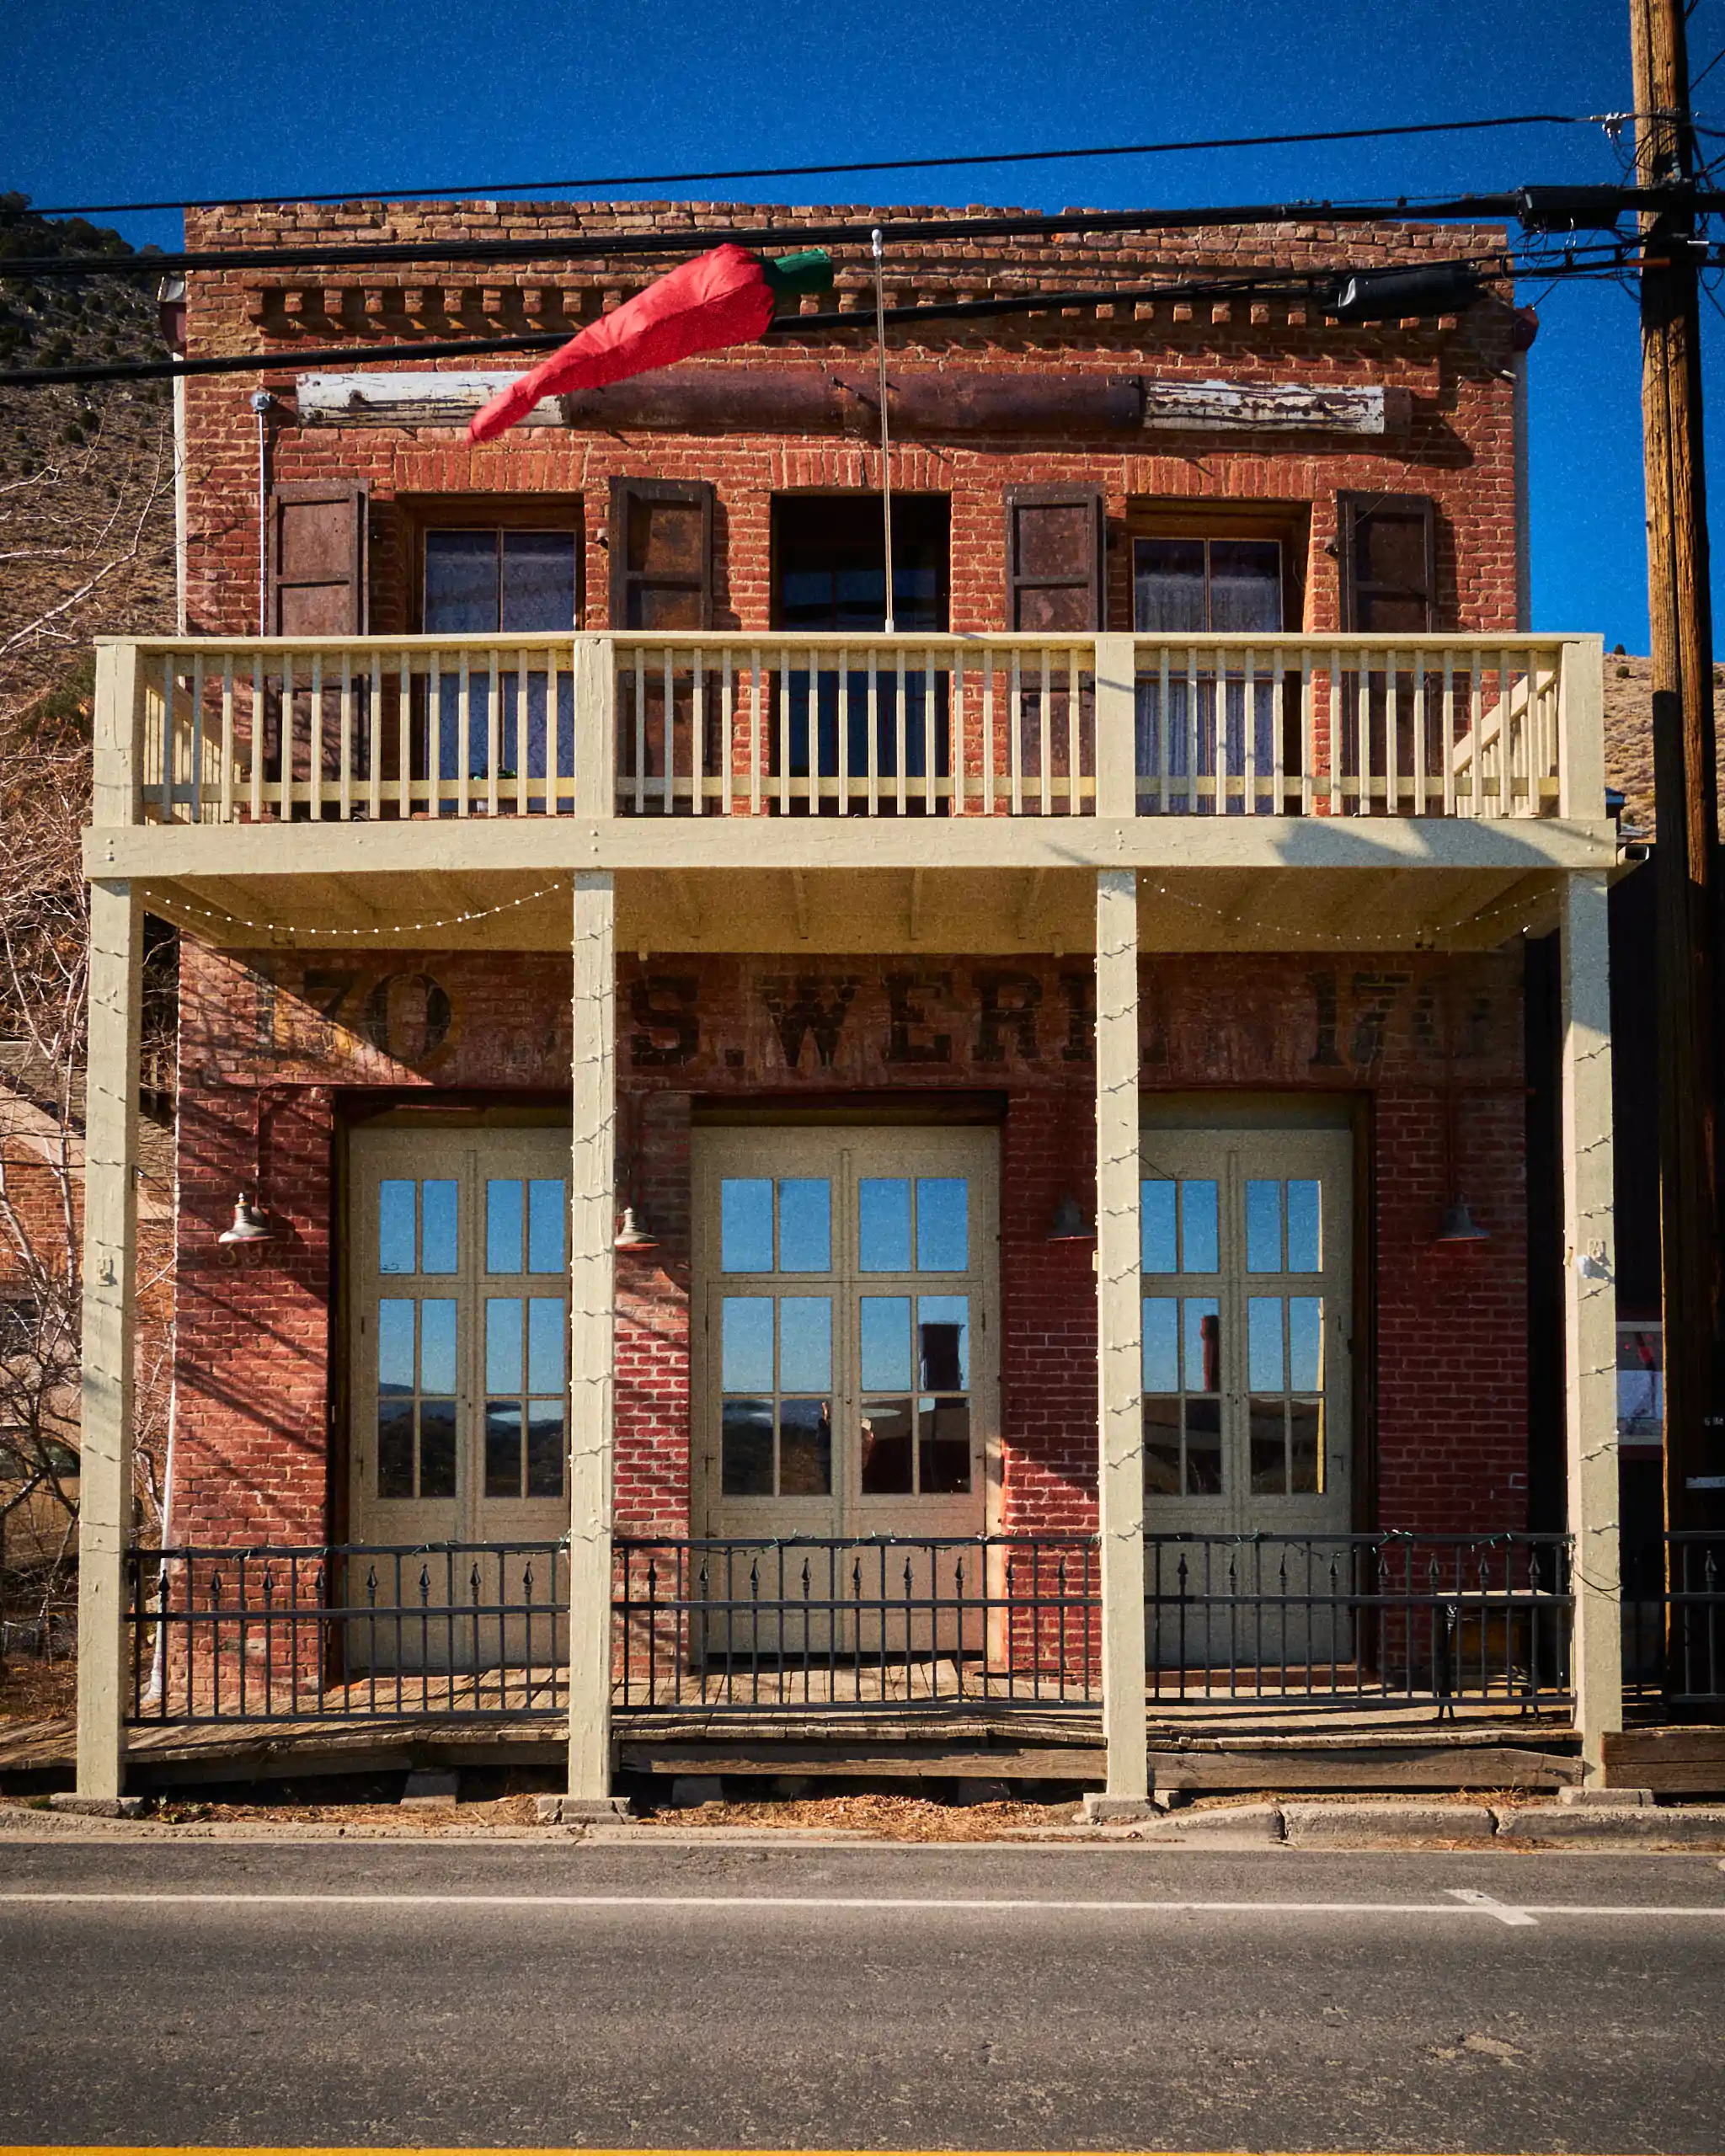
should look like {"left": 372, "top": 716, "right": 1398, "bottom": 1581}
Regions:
{"left": 72, "top": 199, "right": 1623, "bottom": 1806}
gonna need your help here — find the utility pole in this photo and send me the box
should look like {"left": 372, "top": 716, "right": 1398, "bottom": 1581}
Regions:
{"left": 1632, "top": 0, "right": 1725, "bottom": 1534}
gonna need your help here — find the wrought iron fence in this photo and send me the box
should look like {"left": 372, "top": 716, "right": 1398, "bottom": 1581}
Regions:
{"left": 613, "top": 1535, "right": 1099, "bottom": 1712}
{"left": 1624, "top": 1532, "right": 1725, "bottom": 1707}
{"left": 126, "top": 1542, "right": 571, "bottom": 1724}
{"left": 1142, "top": 1532, "right": 1573, "bottom": 1708}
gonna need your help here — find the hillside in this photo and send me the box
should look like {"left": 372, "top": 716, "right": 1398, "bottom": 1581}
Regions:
{"left": 0, "top": 195, "right": 177, "bottom": 728}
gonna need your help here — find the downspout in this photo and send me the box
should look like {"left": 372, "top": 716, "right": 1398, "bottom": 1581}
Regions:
{"left": 1511, "top": 307, "right": 1539, "bottom": 632}
{"left": 156, "top": 276, "right": 188, "bottom": 632}
{"left": 251, "top": 389, "right": 273, "bottom": 635}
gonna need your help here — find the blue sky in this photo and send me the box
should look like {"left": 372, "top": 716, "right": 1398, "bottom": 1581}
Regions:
{"left": 7, "top": 0, "right": 1721, "bottom": 648}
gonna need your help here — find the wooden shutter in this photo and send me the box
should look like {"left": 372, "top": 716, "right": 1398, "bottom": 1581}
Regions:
{"left": 1005, "top": 487, "right": 1104, "bottom": 631}
{"left": 267, "top": 480, "right": 368, "bottom": 635}
{"left": 1338, "top": 493, "right": 1436, "bottom": 632}
{"left": 609, "top": 477, "right": 715, "bottom": 629}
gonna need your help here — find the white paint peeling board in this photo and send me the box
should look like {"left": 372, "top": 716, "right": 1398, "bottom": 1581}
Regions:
{"left": 296, "top": 372, "right": 560, "bottom": 427}
{"left": 1140, "top": 380, "right": 1403, "bottom": 434}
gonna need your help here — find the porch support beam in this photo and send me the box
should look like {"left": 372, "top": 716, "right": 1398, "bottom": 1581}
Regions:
{"left": 567, "top": 868, "right": 617, "bottom": 1804}
{"left": 1095, "top": 867, "right": 1149, "bottom": 1800}
{"left": 76, "top": 878, "right": 142, "bottom": 1800}
{"left": 1560, "top": 867, "right": 1622, "bottom": 1775}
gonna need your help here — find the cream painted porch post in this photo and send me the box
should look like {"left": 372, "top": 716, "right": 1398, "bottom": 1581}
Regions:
{"left": 1560, "top": 868, "right": 1622, "bottom": 1777}
{"left": 77, "top": 876, "right": 143, "bottom": 1800}
{"left": 1094, "top": 867, "right": 1149, "bottom": 1803}
{"left": 567, "top": 867, "right": 617, "bottom": 1802}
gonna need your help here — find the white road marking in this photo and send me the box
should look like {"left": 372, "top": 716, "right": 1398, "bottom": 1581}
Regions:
{"left": 1, "top": 1890, "right": 1724, "bottom": 1918}
{"left": 1446, "top": 1887, "right": 1539, "bottom": 1926}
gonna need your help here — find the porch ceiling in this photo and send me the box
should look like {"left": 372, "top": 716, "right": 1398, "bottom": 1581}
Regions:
{"left": 133, "top": 862, "right": 1571, "bottom": 954}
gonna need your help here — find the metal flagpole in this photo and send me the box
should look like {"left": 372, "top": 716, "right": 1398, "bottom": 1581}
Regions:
{"left": 871, "top": 227, "right": 895, "bottom": 633}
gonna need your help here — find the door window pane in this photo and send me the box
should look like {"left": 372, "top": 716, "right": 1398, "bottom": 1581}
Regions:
{"left": 778, "top": 1398, "right": 832, "bottom": 1495}
{"left": 499, "top": 530, "right": 578, "bottom": 632}
{"left": 721, "top": 1298, "right": 773, "bottom": 1392}
{"left": 377, "top": 1299, "right": 415, "bottom": 1394}
{"left": 916, "top": 1178, "right": 969, "bottom": 1272}
{"left": 485, "top": 1402, "right": 523, "bottom": 1498}
{"left": 1251, "top": 1399, "right": 1287, "bottom": 1495}
{"left": 1180, "top": 1180, "right": 1219, "bottom": 1273}
{"left": 419, "top": 1299, "right": 458, "bottom": 1395}
{"left": 860, "top": 1296, "right": 912, "bottom": 1390}
{"left": 1289, "top": 1297, "right": 1324, "bottom": 1391}
{"left": 1208, "top": 540, "right": 1283, "bottom": 633}
{"left": 1287, "top": 1181, "right": 1322, "bottom": 1272}
{"left": 379, "top": 1181, "right": 416, "bottom": 1273}
{"left": 1246, "top": 1181, "right": 1282, "bottom": 1273}
{"left": 1142, "top": 1396, "right": 1181, "bottom": 1494}
{"left": 1183, "top": 1298, "right": 1221, "bottom": 1394}
{"left": 1289, "top": 1399, "right": 1322, "bottom": 1493}
{"left": 1142, "top": 1296, "right": 1179, "bottom": 1391}
{"left": 527, "top": 1298, "right": 564, "bottom": 1396}
{"left": 721, "top": 1398, "right": 773, "bottom": 1495}
{"left": 420, "top": 1181, "right": 458, "bottom": 1274}
{"left": 1142, "top": 1180, "right": 1177, "bottom": 1273}
{"left": 419, "top": 1401, "right": 458, "bottom": 1498}
{"left": 721, "top": 1179, "right": 773, "bottom": 1273}
{"left": 485, "top": 1297, "right": 523, "bottom": 1393}
{"left": 526, "top": 1405, "right": 566, "bottom": 1497}
{"left": 425, "top": 530, "right": 498, "bottom": 633}
{"left": 377, "top": 1404, "right": 414, "bottom": 1498}
{"left": 777, "top": 1179, "right": 831, "bottom": 1273}
{"left": 1247, "top": 1297, "right": 1284, "bottom": 1390}
{"left": 1134, "top": 538, "right": 1206, "bottom": 632}
{"left": 918, "top": 1396, "right": 971, "bottom": 1492}
{"left": 1183, "top": 1396, "right": 1222, "bottom": 1494}
{"left": 859, "top": 1398, "right": 913, "bottom": 1493}
{"left": 916, "top": 1295, "right": 969, "bottom": 1390}
{"left": 527, "top": 1179, "right": 566, "bottom": 1273}
{"left": 778, "top": 1297, "right": 832, "bottom": 1392}
{"left": 859, "top": 1178, "right": 912, "bottom": 1272}
{"left": 486, "top": 1180, "right": 524, "bottom": 1273}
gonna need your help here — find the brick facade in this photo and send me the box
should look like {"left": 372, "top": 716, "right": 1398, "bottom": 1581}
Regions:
{"left": 163, "top": 198, "right": 1536, "bottom": 1561}
{"left": 172, "top": 943, "right": 1527, "bottom": 1549}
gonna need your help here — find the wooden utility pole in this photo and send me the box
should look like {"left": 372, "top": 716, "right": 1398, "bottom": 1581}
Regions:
{"left": 1632, "top": 0, "right": 1725, "bottom": 1533}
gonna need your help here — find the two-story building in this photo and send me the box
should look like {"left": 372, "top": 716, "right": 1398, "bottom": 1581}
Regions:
{"left": 73, "top": 198, "right": 1624, "bottom": 1811}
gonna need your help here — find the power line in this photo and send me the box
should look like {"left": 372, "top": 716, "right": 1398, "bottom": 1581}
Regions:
{"left": 0, "top": 248, "right": 1634, "bottom": 392}
{"left": 3, "top": 114, "right": 1634, "bottom": 221}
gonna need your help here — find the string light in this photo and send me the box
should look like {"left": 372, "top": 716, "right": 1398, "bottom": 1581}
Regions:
{"left": 163, "top": 879, "right": 570, "bottom": 937}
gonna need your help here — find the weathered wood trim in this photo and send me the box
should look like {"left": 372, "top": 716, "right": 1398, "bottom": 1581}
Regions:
{"left": 294, "top": 369, "right": 1403, "bottom": 438}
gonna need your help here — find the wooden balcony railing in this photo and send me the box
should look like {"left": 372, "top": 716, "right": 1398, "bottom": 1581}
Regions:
{"left": 96, "top": 630, "right": 1604, "bottom": 829}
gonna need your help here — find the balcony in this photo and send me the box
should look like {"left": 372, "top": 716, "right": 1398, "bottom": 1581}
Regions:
{"left": 86, "top": 629, "right": 1615, "bottom": 954}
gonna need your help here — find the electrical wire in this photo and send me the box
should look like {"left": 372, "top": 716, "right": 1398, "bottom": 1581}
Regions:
{"left": 3, "top": 114, "right": 1642, "bottom": 221}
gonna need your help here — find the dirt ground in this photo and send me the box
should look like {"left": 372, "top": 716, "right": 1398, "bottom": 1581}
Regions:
{"left": 0, "top": 1657, "right": 76, "bottom": 1723}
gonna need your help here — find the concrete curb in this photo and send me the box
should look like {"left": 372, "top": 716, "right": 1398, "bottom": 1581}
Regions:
{"left": 1283, "top": 1801, "right": 1498, "bottom": 1846}
{"left": 1496, "top": 1803, "right": 1725, "bottom": 1845}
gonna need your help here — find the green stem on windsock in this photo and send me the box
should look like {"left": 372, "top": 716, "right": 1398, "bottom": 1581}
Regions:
{"left": 759, "top": 248, "right": 835, "bottom": 298}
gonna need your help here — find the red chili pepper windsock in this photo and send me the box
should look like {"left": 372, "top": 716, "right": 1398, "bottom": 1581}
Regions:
{"left": 468, "top": 243, "right": 782, "bottom": 443}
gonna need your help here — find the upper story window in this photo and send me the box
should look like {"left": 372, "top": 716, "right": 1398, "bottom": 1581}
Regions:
{"left": 774, "top": 495, "right": 948, "bottom": 632}
{"left": 424, "top": 528, "right": 579, "bottom": 635}
{"left": 1135, "top": 537, "right": 1284, "bottom": 634}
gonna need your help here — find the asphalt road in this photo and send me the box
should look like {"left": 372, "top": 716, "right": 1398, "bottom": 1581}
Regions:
{"left": 2, "top": 1839, "right": 1722, "bottom": 2152}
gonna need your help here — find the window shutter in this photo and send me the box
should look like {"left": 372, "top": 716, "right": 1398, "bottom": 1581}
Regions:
{"left": 267, "top": 480, "right": 368, "bottom": 635}
{"left": 1005, "top": 486, "right": 1104, "bottom": 631}
{"left": 1338, "top": 493, "right": 1436, "bottom": 632}
{"left": 609, "top": 477, "right": 715, "bottom": 629}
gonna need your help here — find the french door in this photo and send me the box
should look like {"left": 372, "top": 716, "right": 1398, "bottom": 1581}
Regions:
{"left": 1140, "top": 1123, "right": 1354, "bottom": 1669}
{"left": 347, "top": 1124, "right": 570, "bottom": 1671}
{"left": 692, "top": 1126, "right": 997, "bottom": 1662}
